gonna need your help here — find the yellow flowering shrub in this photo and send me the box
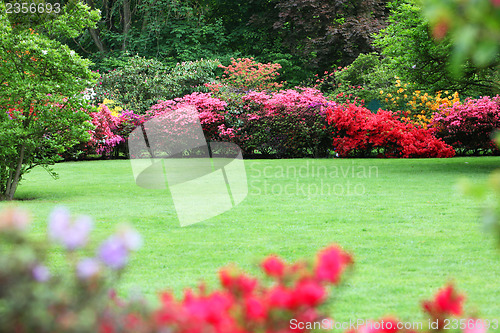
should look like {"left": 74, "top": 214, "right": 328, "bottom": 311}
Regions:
{"left": 102, "top": 98, "right": 123, "bottom": 117}
{"left": 380, "top": 79, "right": 460, "bottom": 129}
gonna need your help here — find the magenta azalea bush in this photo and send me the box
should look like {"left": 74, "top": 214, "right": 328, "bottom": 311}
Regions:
{"left": 0, "top": 207, "right": 496, "bottom": 333}
{"left": 148, "top": 92, "right": 226, "bottom": 142}
{"left": 88, "top": 104, "right": 124, "bottom": 155}
{"left": 431, "top": 96, "right": 500, "bottom": 155}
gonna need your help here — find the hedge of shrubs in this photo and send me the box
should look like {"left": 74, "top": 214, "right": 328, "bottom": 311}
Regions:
{"left": 0, "top": 207, "right": 494, "bottom": 332}
{"left": 74, "top": 58, "right": 500, "bottom": 160}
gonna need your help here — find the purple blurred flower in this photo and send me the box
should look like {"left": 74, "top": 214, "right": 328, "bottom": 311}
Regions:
{"left": 98, "top": 226, "right": 142, "bottom": 270}
{"left": 117, "top": 226, "right": 142, "bottom": 251}
{"left": 77, "top": 258, "right": 101, "bottom": 280}
{"left": 48, "top": 207, "right": 93, "bottom": 251}
{"left": 32, "top": 264, "right": 50, "bottom": 282}
{"left": 98, "top": 236, "right": 129, "bottom": 269}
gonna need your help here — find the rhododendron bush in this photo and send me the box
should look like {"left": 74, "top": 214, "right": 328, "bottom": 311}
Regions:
{"left": 148, "top": 92, "right": 226, "bottom": 142}
{"left": 324, "top": 103, "right": 455, "bottom": 158}
{"left": 431, "top": 96, "right": 500, "bottom": 155}
{"left": 147, "top": 89, "right": 335, "bottom": 157}
{"left": 88, "top": 103, "right": 124, "bottom": 155}
{"left": 0, "top": 207, "right": 495, "bottom": 333}
{"left": 217, "top": 57, "right": 285, "bottom": 92}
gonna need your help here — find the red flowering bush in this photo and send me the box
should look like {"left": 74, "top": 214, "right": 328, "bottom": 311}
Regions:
{"left": 431, "top": 96, "right": 500, "bottom": 155}
{"left": 218, "top": 57, "right": 284, "bottom": 92}
{"left": 152, "top": 245, "right": 353, "bottom": 333}
{"left": 324, "top": 103, "right": 455, "bottom": 158}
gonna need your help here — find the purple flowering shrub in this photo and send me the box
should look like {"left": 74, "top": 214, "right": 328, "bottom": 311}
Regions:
{"left": 0, "top": 207, "right": 143, "bottom": 332}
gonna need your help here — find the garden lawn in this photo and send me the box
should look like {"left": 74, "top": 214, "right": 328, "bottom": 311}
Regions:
{"left": 1, "top": 157, "right": 499, "bottom": 328}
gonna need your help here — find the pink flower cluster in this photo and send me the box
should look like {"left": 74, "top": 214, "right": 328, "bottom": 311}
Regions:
{"left": 431, "top": 96, "right": 500, "bottom": 154}
{"left": 218, "top": 57, "right": 284, "bottom": 91}
{"left": 88, "top": 104, "right": 124, "bottom": 155}
{"left": 149, "top": 92, "right": 226, "bottom": 140}
{"left": 255, "top": 88, "right": 329, "bottom": 115}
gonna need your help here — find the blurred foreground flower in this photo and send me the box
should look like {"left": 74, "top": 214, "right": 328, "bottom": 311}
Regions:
{"left": 48, "top": 206, "right": 93, "bottom": 250}
{"left": 0, "top": 207, "right": 494, "bottom": 332}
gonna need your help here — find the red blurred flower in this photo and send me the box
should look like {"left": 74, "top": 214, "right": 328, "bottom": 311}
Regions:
{"left": 261, "top": 256, "right": 286, "bottom": 278}
{"left": 244, "top": 296, "right": 267, "bottom": 321}
{"left": 422, "top": 284, "right": 465, "bottom": 317}
{"left": 314, "top": 245, "right": 352, "bottom": 284}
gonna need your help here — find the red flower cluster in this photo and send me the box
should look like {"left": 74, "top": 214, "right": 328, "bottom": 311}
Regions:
{"left": 422, "top": 284, "right": 465, "bottom": 329}
{"left": 324, "top": 103, "right": 455, "bottom": 158}
{"left": 151, "top": 245, "right": 353, "bottom": 333}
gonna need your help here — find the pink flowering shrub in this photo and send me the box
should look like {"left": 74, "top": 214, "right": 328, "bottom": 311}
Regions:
{"left": 324, "top": 103, "right": 455, "bottom": 158}
{"left": 431, "top": 96, "right": 500, "bottom": 155}
{"left": 0, "top": 207, "right": 495, "bottom": 333}
{"left": 234, "top": 88, "right": 334, "bottom": 157}
{"left": 88, "top": 103, "right": 125, "bottom": 155}
{"left": 148, "top": 92, "right": 226, "bottom": 141}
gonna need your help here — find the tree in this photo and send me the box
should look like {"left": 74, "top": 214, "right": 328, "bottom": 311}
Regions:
{"left": 0, "top": 1, "right": 100, "bottom": 200}
{"left": 373, "top": 0, "right": 499, "bottom": 96}
{"left": 250, "top": 0, "right": 389, "bottom": 72}
{"left": 73, "top": 0, "right": 228, "bottom": 63}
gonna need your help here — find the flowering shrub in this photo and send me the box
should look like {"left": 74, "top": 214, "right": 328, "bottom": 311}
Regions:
{"left": 148, "top": 92, "right": 226, "bottom": 142}
{"left": 218, "top": 57, "right": 284, "bottom": 91}
{"left": 324, "top": 103, "right": 455, "bottom": 158}
{"left": 88, "top": 103, "right": 125, "bottom": 155}
{"left": 0, "top": 206, "right": 142, "bottom": 332}
{"left": 0, "top": 207, "right": 496, "bottom": 332}
{"left": 102, "top": 98, "right": 123, "bottom": 117}
{"left": 431, "top": 96, "right": 500, "bottom": 155}
{"left": 379, "top": 80, "right": 461, "bottom": 128}
{"left": 235, "top": 88, "right": 334, "bottom": 157}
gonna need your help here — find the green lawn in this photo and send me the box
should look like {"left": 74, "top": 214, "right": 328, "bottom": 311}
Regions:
{"left": 1, "top": 157, "right": 499, "bottom": 326}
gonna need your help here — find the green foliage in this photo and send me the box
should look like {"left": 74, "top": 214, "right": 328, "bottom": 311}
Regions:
{"left": 78, "top": 0, "right": 229, "bottom": 62}
{"left": 460, "top": 134, "right": 500, "bottom": 247}
{"left": 422, "top": 0, "right": 500, "bottom": 69}
{"left": 373, "top": 0, "right": 498, "bottom": 96}
{"left": 330, "top": 53, "right": 396, "bottom": 104}
{"left": 93, "top": 56, "right": 220, "bottom": 113}
{"left": 0, "top": 1, "right": 98, "bottom": 201}
{"left": 6, "top": 0, "right": 100, "bottom": 38}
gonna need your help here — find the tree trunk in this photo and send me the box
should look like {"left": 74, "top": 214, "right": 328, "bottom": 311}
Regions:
{"left": 89, "top": 28, "right": 107, "bottom": 53}
{"left": 122, "top": 0, "right": 132, "bottom": 51}
{"left": 1, "top": 145, "right": 25, "bottom": 201}
{"left": 85, "top": 0, "right": 107, "bottom": 54}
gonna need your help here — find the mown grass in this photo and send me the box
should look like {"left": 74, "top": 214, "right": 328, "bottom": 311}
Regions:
{"left": 1, "top": 157, "right": 499, "bottom": 327}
